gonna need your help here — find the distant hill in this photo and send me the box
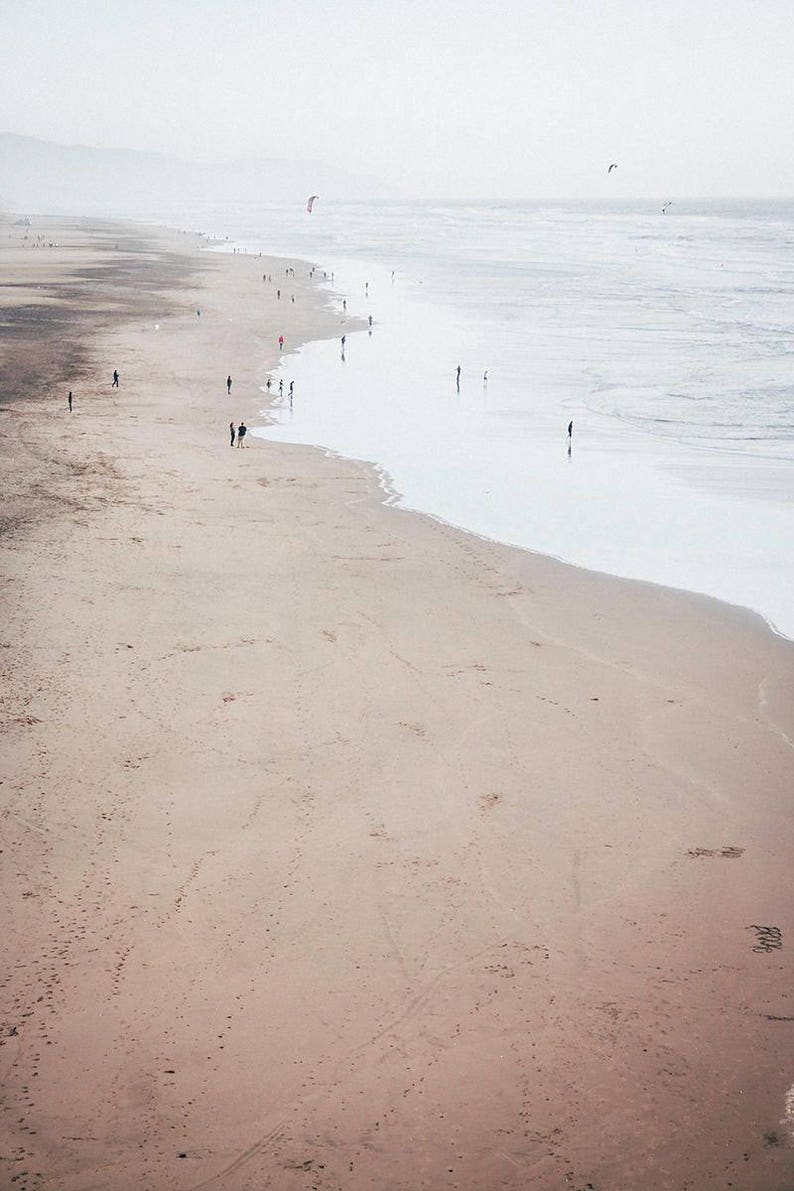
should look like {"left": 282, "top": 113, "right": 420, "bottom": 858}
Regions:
{"left": 0, "top": 132, "right": 387, "bottom": 218}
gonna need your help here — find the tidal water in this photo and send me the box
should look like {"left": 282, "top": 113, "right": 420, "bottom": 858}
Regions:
{"left": 197, "top": 199, "right": 793, "bottom": 638}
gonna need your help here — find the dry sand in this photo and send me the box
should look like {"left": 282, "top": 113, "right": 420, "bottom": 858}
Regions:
{"left": 1, "top": 217, "right": 793, "bottom": 1191}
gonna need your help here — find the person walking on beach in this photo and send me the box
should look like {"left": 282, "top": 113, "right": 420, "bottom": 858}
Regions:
{"left": 289, "top": 381, "right": 294, "bottom": 402}
{"left": 67, "top": 390, "right": 73, "bottom": 412}
{"left": 227, "top": 375, "right": 232, "bottom": 395}
{"left": 368, "top": 315, "right": 373, "bottom": 327}
{"left": 279, "top": 379, "right": 283, "bottom": 396}
{"left": 266, "top": 378, "right": 272, "bottom": 392}
{"left": 278, "top": 335, "right": 284, "bottom": 351}
{"left": 341, "top": 335, "right": 346, "bottom": 349}
{"left": 229, "top": 421, "right": 236, "bottom": 446}
{"left": 483, "top": 370, "right": 488, "bottom": 386}
{"left": 456, "top": 365, "right": 461, "bottom": 390}
{"left": 112, "top": 369, "right": 119, "bottom": 388}
{"left": 237, "top": 421, "right": 247, "bottom": 447}
{"left": 567, "top": 420, "right": 573, "bottom": 441}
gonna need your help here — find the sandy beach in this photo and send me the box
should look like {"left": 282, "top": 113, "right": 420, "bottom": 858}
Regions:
{"left": 2, "top": 217, "right": 793, "bottom": 1190}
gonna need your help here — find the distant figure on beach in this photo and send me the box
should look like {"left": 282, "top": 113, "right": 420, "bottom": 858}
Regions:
{"left": 289, "top": 381, "right": 294, "bottom": 399}
{"left": 279, "top": 379, "right": 283, "bottom": 396}
{"left": 67, "top": 390, "right": 73, "bottom": 412}
{"left": 456, "top": 365, "right": 461, "bottom": 390}
{"left": 112, "top": 369, "right": 119, "bottom": 388}
{"left": 196, "top": 308, "right": 201, "bottom": 317}
{"left": 229, "top": 421, "right": 235, "bottom": 446}
{"left": 368, "top": 314, "right": 373, "bottom": 327}
{"left": 365, "top": 282, "right": 369, "bottom": 295}
{"left": 266, "top": 378, "right": 272, "bottom": 391}
{"left": 277, "top": 289, "right": 281, "bottom": 300}
{"left": 278, "top": 335, "right": 284, "bottom": 351}
{"left": 227, "top": 375, "right": 232, "bottom": 394}
{"left": 237, "top": 422, "right": 247, "bottom": 447}
{"left": 568, "top": 420, "right": 573, "bottom": 441}
{"left": 341, "top": 335, "right": 346, "bottom": 349}
{"left": 342, "top": 299, "right": 346, "bottom": 312}
{"left": 483, "top": 370, "right": 488, "bottom": 386}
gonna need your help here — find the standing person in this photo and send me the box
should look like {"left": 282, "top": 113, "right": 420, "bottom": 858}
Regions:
{"left": 341, "top": 335, "right": 346, "bottom": 349}
{"left": 342, "top": 299, "right": 346, "bottom": 312}
{"left": 227, "top": 375, "right": 232, "bottom": 395}
{"left": 112, "top": 369, "right": 119, "bottom": 388}
{"left": 278, "top": 335, "right": 284, "bottom": 351}
{"left": 289, "top": 381, "right": 294, "bottom": 403}
{"left": 279, "top": 379, "right": 283, "bottom": 396}
{"left": 277, "top": 289, "right": 281, "bottom": 300}
{"left": 266, "top": 378, "right": 272, "bottom": 392}
{"left": 368, "top": 315, "right": 373, "bottom": 327}
{"left": 67, "top": 390, "right": 73, "bottom": 412}
{"left": 456, "top": 365, "right": 461, "bottom": 389}
{"left": 229, "top": 421, "right": 236, "bottom": 447}
{"left": 483, "top": 370, "right": 488, "bottom": 386}
{"left": 567, "top": 420, "right": 573, "bottom": 441}
{"left": 237, "top": 421, "right": 247, "bottom": 447}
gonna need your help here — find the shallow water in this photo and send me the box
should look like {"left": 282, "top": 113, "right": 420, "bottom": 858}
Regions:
{"left": 191, "top": 199, "right": 793, "bottom": 637}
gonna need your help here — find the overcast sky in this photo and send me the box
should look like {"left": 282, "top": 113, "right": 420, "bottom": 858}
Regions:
{"left": 2, "top": 0, "right": 793, "bottom": 198}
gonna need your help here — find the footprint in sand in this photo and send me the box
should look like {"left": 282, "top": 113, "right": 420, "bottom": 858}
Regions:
{"left": 687, "top": 846, "right": 745, "bottom": 858}
{"left": 399, "top": 721, "right": 426, "bottom": 736}
{"left": 749, "top": 925, "right": 782, "bottom": 953}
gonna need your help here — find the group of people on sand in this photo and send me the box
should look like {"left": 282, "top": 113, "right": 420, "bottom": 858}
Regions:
{"left": 71, "top": 363, "right": 574, "bottom": 456}
{"left": 225, "top": 374, "right": 247, "bottom": 446}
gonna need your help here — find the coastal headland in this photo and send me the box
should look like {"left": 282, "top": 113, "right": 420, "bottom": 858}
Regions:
{"left": 1, "top": 218, "right": 793, "bottom": 1190}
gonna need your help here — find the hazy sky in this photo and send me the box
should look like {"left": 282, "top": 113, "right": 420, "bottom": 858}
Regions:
{"left": 2, "top": 0, "right": 793, "bottom": 198}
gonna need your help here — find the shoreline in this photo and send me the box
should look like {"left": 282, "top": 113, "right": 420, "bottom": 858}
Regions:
{"left": 223, "top": 226, "right": 794, "bottom": 642}
{"left": 257, "top": 420, "right": 794, "bottom": 645}
{"left": 2, "top": 215, "right": 793, "bottom": 1190}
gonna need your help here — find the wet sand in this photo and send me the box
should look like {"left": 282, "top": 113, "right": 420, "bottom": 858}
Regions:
{"left": 1, "top": 217, "right": 793, "bottom": 1190}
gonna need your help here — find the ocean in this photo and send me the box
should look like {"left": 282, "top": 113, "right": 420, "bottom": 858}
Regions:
{"left": 194, "top": 198, "right": 793, "bottom": 638}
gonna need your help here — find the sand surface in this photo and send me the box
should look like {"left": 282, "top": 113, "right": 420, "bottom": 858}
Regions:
{"left": 2, "top": 217, "right": 793, "bottom": 1190}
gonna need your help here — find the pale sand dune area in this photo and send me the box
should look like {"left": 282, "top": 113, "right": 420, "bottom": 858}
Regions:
{"left": 1, "top": 219, "right": 793, "bottom": 1190}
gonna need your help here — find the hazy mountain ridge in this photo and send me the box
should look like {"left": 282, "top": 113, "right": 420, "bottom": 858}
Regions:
{"left": 0, "top": 132, "right": 388, "bottom": 218}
